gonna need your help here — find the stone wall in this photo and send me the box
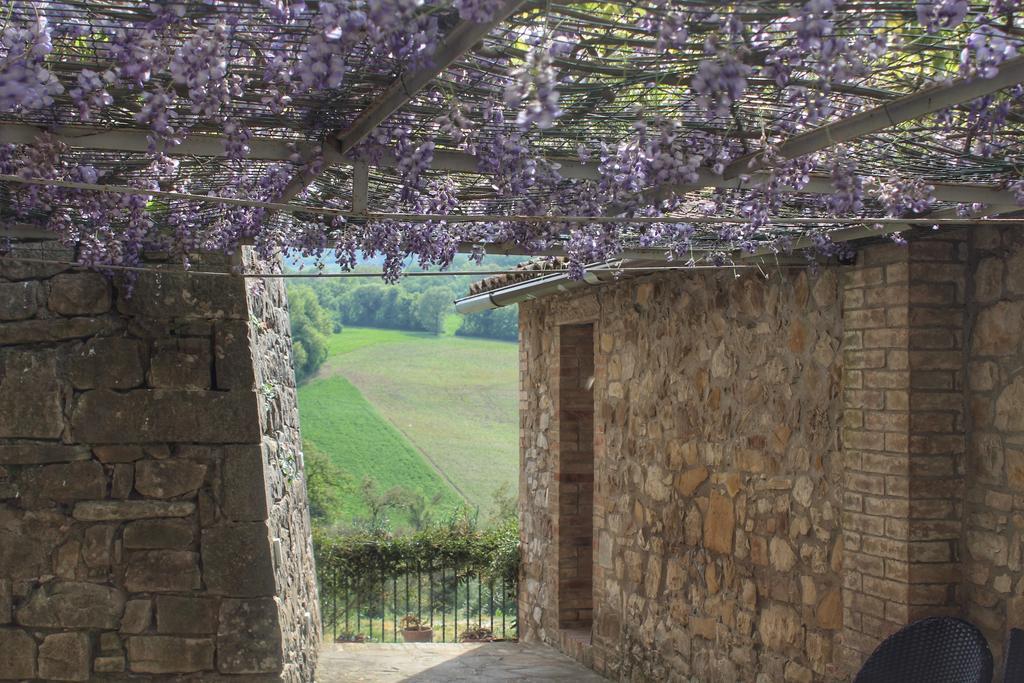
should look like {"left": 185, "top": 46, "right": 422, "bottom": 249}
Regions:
{"left": 519, "top": 229, "right": 1024, "bottom": 681}
{"left": 0, "top": 242, "right": 319, "bottom": 680}
{"left": 519, "top": 266, "right": 847, "bottom": 681}
{"left": 964, "top": 226, "right": 1024, "bottom": 665}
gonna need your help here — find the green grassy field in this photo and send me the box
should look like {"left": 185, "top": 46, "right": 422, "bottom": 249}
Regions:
{"left": 323, "top": 327, "right": 435, "bottom": 356}
{"left": 298, "top": 375, "right": 464, "bottom": 527}
{"left": 298, "top": 327, "right": 519, "bottom": 528}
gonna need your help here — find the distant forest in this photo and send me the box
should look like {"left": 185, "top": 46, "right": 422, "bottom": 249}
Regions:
{"left": 287, "top": 255, "right": 521, "bottom": 380}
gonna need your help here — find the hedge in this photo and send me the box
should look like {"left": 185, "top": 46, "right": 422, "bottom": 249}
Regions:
{"left": 313, "top": 520, "right": 520, "bottom": 590}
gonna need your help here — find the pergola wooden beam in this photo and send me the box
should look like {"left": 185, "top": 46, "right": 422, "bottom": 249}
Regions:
{"left": 7, "top": 173, "right": 1024, "bottom": 231}
{"left": 632, "top": 166, "right": 1020, "bottom": 208}
{"left": 2, "top": 121, "right": 1019, "bottom": 207}
{"left": 0, "top": 122, "right": 311, "bottom": 161}
{"left": 334, "top": 0, "right": 529, "bottom": 157}
{"left": 351, "top": 162, "right": 369, "bottom": 214}
{"left": 275, "top": 0, "right": 529, "bottom": 204}
{"left": 724, "top": 54, "right": 1024, "bottom": 180}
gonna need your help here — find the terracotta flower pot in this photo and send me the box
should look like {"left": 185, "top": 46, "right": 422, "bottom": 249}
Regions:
{"left": 402, "top": 627, "right": 433, "bottom": 643}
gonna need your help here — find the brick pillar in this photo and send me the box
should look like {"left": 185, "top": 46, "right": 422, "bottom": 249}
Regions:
{"left": 556, "top": 323, "right": 595, "bottom": 632}
{"left": 839, "top": 234, "right": 967, "bottom": 669}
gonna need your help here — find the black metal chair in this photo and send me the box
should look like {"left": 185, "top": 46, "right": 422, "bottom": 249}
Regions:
{"left": 854, "top": 617, "right": 993, "bottom": 683}
{"left": 1004, "top": 628, "right": 1024, "bottom": 683}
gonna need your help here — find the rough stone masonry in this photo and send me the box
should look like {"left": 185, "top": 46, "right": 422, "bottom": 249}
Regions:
{"left": 0, "top": 242, "right": 320, "bottom": 681}
{"left": 517, "top": 227, "right": 1024, "bottom": 682}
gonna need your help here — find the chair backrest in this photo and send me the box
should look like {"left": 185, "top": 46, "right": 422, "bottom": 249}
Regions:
{"left": 1004, "top": 628, "right": 1024, "bottom": 683}
{"left": 854, "top": 617, "right": 993, "bottom": 683}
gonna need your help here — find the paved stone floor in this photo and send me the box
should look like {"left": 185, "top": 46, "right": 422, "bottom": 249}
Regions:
{"left": 316, "top": 643, "right": 609, "bottom": 682}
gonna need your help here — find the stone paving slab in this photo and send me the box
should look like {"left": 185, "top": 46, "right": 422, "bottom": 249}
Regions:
{"left": 316, "top": 643, "right": 609, "bottom": 682}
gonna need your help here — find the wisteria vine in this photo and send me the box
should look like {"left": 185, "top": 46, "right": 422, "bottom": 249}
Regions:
{"left": 0, "top": 0, "right": 1022, "bottom": 280}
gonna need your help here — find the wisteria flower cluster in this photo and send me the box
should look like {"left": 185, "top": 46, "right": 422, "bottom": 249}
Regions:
{"left": 68, "top": 69, "right": 115, "bottom": 122}
{"left": 0, "top": 15, "right": 63, "bottom": 112}
{"left": 960, "top": 24, "right": 1019, "bottom": 79}
{"left": 435, "top": 100, "right": 475, "bottom": 148}
{"left": 477, "top": 131, "right": 540, "bottom": 196}
{"left": 295, "top": 1, "right": 362, "bottom": 91}
{"left": 825, "top": 149, "right": 864, "bottom": 216}
{"left": 874, "top": 176, "right": 936, "bottom": 216}
{"left": 169, "top": 22, "right": 236, "bottom": 119}
{"left": 991, "top": 0, "right": 1022, "bottom": 12}
{"left": 453, "top": 0, "right": 506, "bottom": 24}
{"left": 393, "top": 120, "right": 436, "bottom": 203}
{"left": 690, "top": 16, "right": 751, "bottom": 118}
{"left": 916, "top": 0, "right": 969, "bottom": 33}
{"left": 655, "top": 12, "right": 689, "bottom": 52}
{"left": 504, "top": 33, "right": 568, "bottom": 130}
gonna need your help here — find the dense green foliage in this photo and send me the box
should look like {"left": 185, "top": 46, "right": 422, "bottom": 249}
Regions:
{"left": 331, "top": 284, "right": 422, "bottom": 331}
{"left": 413, "top": 286, "right": 452, "bottom": 334}
{"left": 288, "top": 255, "right": 520, "bottom": 342}
{"left": 314, "top": 516, "right": 521, "bottom": 642}
{"left": 288, "top": 285, "right": 334, "bottom": 381}
{"left": 304, "top": 442, "right": 351, "bottom": 523}
{"left": 314, "top": 517, "right": 520, "bottom": 588}
{"left": 455, "top": 305, "right": 517, "bottom": 341}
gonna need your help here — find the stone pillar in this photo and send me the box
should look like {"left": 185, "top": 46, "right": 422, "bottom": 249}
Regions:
{"left": 839, "top": 233, "right": 967, "bottom": 669}
{"left": 0, "top": 242, "right": 319, "bottom": 681}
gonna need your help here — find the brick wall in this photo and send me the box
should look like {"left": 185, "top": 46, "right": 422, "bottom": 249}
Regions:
{"left": 839, "top": 234, "right": 968, "bottom": 669}
{"left": 556, "top": 323, "right": 595, "bottom": 631}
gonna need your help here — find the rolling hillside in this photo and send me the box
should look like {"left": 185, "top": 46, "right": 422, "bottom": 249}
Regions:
{"left": 297, "top": 327, "right": 519, "bottom": 529}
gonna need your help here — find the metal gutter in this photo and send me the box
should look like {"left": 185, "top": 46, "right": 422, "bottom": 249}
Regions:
{"left": 452, "top": 220, "right": 932, "bottom": 312}
{"left": 454, "top": 265, "right": 610, "bottom": 313}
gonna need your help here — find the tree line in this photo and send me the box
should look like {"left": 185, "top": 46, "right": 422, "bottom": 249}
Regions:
{"left": 287, "top": 257, "right": 520, "bottom": 381}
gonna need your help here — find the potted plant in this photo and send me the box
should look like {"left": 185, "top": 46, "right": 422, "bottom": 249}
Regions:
{"left": 400, "top": 614, "right": 433, "bottom": 643}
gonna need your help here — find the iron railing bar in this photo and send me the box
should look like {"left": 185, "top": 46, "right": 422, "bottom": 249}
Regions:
{"left": 332, "top": 571, "right": 338, "bottom": 641}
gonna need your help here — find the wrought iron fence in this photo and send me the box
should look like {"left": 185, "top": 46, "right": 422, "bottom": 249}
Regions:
{"left": 319, "top": 561, "right": 517, "bottom": 643}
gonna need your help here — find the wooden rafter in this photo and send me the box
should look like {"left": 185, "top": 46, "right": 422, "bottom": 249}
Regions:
{"left": 274, "top": 0, "right": 529, "bottom": 204}
{"left": 334, "top": 0, "right": 529, "bottom": 157}
{"left": 351, "top": 162, "right": 369, "bottom": 214}
{"left": 6, "top": 173, "right": 1024, "bottom": 231}
{"left": 0, "top": 123, "right": 311, "bottom": 161}
{"left": 723, "top": 54, "right": 1024, "bottom": 180}
{"left": 2, "top": 121, "right": 1019, "bottom": 207}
